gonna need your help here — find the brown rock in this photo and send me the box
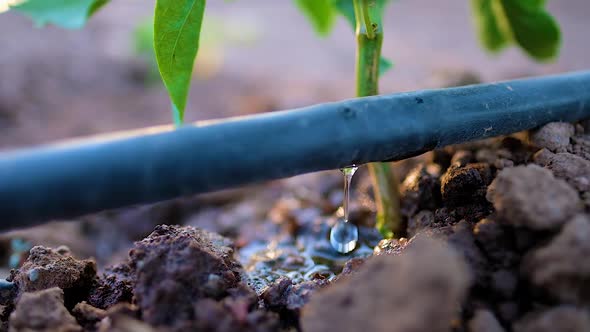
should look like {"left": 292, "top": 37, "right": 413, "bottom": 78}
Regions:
{"left": 468, "top": 309, "right": 505, "bottom": 332}
{"left": 513, "top": 306, "right": 590, "bottom": 332}
{"left": 530, "top": 122, "right": 575, "bottom": 152}
{"left": 534, "top": 149, "right": 590, "bottom": 192}
{"left": 522, "top": 214, "right": 590, "bottom": 304}
{"left": 301, "top": 236, "right": 471, "bottom": 332}
{"left": 486, "top": 165, "right": 581, "bottom": 230}
{"left": 9, "top": 287, "right": 81, "bottom": 332}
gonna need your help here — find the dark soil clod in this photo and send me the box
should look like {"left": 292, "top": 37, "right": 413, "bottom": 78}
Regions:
{"left": 441, "top": 163, "right": 492, "bottom": 205}
{"left": 400, "top": 165, "right": 441, "bottom": 216}
{"left": 127, "top": 225, "right": 248, "bottom": 329}
{"left": 88, "top": 264, "right": 133, "bottom": 310}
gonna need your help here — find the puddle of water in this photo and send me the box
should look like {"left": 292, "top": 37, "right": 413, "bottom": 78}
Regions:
{"left": 240, "top": 217, "right": 381, "bottom": 293}
{"left": 239, "top": 166, "right": 382, "bottom": 293}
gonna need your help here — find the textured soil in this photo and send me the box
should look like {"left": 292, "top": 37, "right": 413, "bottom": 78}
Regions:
{"left": 0, "top": 120, "right": 589, "bottom": 332}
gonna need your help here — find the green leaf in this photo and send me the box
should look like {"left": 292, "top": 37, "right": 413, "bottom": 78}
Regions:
{"left": 88, "top": 0, "right": 108, "bottom": 16}
{"left": 334, "top": 0, "right": 355, "bottom": 27}
{"left": 498, "top": 0, "right": 561, "bottom": 61}
{"left": 470, "top": 0, "right": 509, "bottom": 52}
{"left": 295, "top": 0, "right": 336, "bottom": 36}
{"left": 470, "top": 0, "right": 561, "bottom": 61}
{"left": 11, "top": 0, "right": 108, "bottom": 29}
{"left": 154, "top": 0, "right": 206, "bottom": 123}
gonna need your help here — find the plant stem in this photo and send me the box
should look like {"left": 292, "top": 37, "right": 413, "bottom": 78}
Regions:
{"left": 354, "top": 0, "right": 402, "bottom": 238}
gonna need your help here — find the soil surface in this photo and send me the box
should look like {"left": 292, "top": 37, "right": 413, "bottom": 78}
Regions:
{"left": 0, "top": 120, "right": 589, "bottom": 332}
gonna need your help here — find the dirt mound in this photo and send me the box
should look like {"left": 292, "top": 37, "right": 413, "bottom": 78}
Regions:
{"left": 487, "top": 165, "right": 581, "bottom": 230}
{"left": 301, "top": 236, "right": 471, "bottom": 332}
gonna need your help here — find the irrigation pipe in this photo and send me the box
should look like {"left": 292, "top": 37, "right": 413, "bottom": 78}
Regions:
{"left": 0, "top": 71, "right": 589, "bottom": 230}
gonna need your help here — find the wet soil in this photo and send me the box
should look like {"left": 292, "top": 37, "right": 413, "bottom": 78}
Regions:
{"left": 0, "top": 120, "right": 589, "bottom": 331}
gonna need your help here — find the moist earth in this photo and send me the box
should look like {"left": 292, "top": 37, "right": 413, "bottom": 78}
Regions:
{"left": 1, "top": 121, "right": 590, "bottom": 332}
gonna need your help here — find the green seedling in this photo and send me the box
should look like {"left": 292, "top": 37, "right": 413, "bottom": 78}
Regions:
{"left": 295, "top": 0, "right": 560, "bottom": 238}
{"left": 2, "top": 0, "right": 561, "bottom": 239}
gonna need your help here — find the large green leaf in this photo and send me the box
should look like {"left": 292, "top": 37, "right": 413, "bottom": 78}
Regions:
{"left": 470, "top": 0, "right": 561, "bottom": 61}
{"left": 295, "top": 0, "right": 336, "bottom": 36}
{"left": 10, "top": 0, "right": 108, "bottom": 29}
{"left": 154, "top": 0, "right": 206, "bottom": 123}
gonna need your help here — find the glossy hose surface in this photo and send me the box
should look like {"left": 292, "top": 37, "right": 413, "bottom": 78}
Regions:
{"left": 0, "top": 71, "right": 589, "bottom": 230}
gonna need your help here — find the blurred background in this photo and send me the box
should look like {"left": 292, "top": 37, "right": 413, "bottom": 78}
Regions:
{"left": 1, "top": 0, "right": 589, "bottom": 149}
{"left": 0, "top": 0, "right": 589, "bottom": 271}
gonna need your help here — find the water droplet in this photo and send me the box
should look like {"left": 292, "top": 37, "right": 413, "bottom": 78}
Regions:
{"left": 330, "top": 219, "right": 358, "bottom": 254}
{"left": 330, "top": 165, "right": 359, "bottom": 254}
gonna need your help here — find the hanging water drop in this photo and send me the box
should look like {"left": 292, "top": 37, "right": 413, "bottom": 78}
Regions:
{"left": 330, "top": 166, "right": 359, "bottom": 254}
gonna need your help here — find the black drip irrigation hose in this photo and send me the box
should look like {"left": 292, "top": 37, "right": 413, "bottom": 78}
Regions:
{"left": 0, "top": 71, "right": 589, "bottom": 230}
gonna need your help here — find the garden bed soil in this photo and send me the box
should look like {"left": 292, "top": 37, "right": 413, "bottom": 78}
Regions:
{"left": 1, "top": 120, "right": 590, "bottom": 332}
